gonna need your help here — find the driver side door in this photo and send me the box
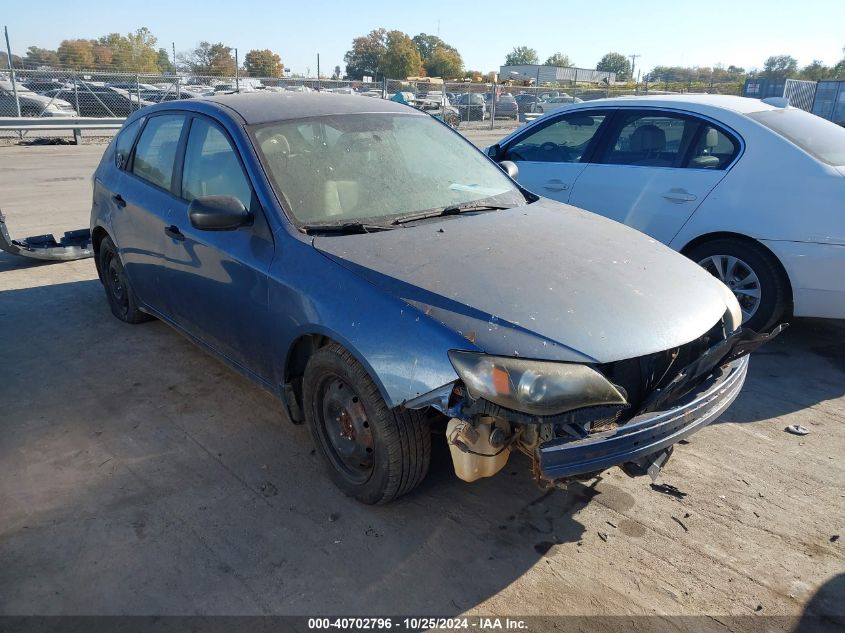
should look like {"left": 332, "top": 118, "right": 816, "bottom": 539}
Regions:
{"left": 502, "top": 109, "right": 613, "bottom": 203}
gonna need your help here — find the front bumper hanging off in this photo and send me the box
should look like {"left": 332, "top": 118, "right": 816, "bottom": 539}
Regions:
{"left": 537, "top": 354, "right": 749, "bottom": 479}
{"left": 0, "top": 210, "right": 93, "bottom": 261}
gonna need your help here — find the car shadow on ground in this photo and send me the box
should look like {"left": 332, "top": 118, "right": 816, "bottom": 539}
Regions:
{"left": 715, "top": 317, "right": 845, "bottom": 425}
{"left": 0, "top": 278, "right": 607, "bottom": 615}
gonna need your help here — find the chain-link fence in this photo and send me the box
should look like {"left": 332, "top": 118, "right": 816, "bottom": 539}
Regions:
{"left": 1, "top": 63, "right": 745, "bottom": 138}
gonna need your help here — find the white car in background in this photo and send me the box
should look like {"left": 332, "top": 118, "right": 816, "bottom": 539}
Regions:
{"left": 535, "top": 93, "right": 583, "bottom": 113}
{"left": 488, "top": 95, "right": 845, "bottom": 330}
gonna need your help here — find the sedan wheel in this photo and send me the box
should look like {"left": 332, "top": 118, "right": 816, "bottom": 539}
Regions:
{"left": 686, "top": 237, "right": 788, "bottom": 332}
{"left": 697, "top": 255, "right": 762, "bottom": 322}
{"left": 98, "top": 236, "right": 152, "bottom": 324}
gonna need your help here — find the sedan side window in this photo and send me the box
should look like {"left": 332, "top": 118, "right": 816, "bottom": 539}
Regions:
{"left": 688, "top": 125, "right": 738, "bottom": 169}
{"left": 181, "top": 118, "right": 252, "bottom": 210}
{"left": 504, "top": 113, "right": 607, "bottom": 163}
{"left": 114, "top": 118, "right": 142, "bottom": 169}
{"left": 599, "top": 112, "right": 698, "bottom": 168}
{"left": 131, "top": 115, "right": 185, "bottom": 191}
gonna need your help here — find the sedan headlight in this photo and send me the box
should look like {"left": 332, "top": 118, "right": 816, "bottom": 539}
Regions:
{"left": 448, "top": 350, "right": 627, "bottom": 416}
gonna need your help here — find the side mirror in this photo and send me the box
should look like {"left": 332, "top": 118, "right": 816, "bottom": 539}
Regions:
{"left": 498, "top": 160, "right": 519, "bottom": 180}
{"left": 486, "top": 143, "right": 501, "bottom": 160}
{"left": 188, "top": 195, "right": 250, "bottom": 231}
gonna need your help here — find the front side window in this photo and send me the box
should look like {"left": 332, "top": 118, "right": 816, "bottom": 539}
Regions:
{"left": 182, "top": 118, "right": 252, "bottom": 209}
{"left": 505, "top": 112, "right": 607, "bottom": 163}
{"left": 132, "top": 115, "right": 185, "bottom": 191}
{"left": 599, "top": 112, "right": 696, "bottom": 168}
{"left": 252, "top": 113, "right": 523, "bottom": 224}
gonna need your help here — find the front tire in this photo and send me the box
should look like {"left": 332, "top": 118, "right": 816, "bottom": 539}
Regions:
{"left": 98, "top": 236, "right": 152, "bottom": 324}
{"left": 686, "top": 237, "right": 788, "bottom": 332}
{"left": 303, "top": 343, "right": 431, "bottom": 504}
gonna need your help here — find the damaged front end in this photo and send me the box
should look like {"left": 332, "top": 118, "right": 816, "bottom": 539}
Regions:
{"left": 0, "top": 211, "right": 93, "bottom": 261}
{"left": 408, "top": 322, "right": 785, "bottom": 487}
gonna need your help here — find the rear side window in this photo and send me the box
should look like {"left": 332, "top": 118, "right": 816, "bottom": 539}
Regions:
{"left": 114, "top": 118, "right": 142, "bottom": 169}
{"left": 688, "top": 125, "right": 738, "bottom": 169}
{"left": 132, "top": 115, "right": 185, "bottom": 191}
{"left": 181, "top": 118, "right": 252, "bottom": 209}
{"left": 749, "top": 108, "right": 845, "bottom": 166}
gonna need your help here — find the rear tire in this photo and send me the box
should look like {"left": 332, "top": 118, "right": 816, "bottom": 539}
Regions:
{"left": 686, "top": 237, "right": 788, "bottom": 332}
{"left": 303, "top": 343, "right": 431, "bottom": 504}
{"left": 98, "top": 236, "right": 152, "bottom": 324}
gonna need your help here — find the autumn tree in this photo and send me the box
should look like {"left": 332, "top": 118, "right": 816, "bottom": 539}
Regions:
{"left": 411, "top": 33, "right": 463, "bottom": 78}
{"left": 382, "top": 31, "right": 421, "bottom": 79}
{"left": 544, "top": 52, "right": 571, "bottom": 67}
{"left": 57, "top": 39, "right": 95, "bottom": 68}
{"left": 244, "top": 49, "right": 283, "bottom": 77}
{"left": 504, "top": 46, "right": 538, "bottom": 65}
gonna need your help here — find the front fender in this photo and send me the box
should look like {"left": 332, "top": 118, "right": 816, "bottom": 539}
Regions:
{"left": 269, "top": 238, "right": 475, "bottom": 408}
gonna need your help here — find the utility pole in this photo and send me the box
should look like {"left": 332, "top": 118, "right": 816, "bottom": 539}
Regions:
{"left": 628, "top": 54, "right": 641, "bottom": 84}
{"left": 317, "top": 53, "right": 321, "bottom": 91}
{"left": 235, "top": 48, "right": 239, "bottom": 91}
{"left": 172, "top": 42, "right": 176, "bottom": 68}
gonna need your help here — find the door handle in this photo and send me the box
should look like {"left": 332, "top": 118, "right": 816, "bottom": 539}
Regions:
{"left": 164, "top": 225, "right": 185, "bottom": 241}
{"left": 662, "top": 190, "right": 697, "bottom": 203}
{"left": 112, "top": 194, "right": 126, "bottom": 208}
{"left": 543, "top": 180, "right": 569, "bottom": 192}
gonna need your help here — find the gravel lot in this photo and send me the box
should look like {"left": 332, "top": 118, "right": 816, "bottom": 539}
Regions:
{"left": 1, "top": 140, "right": 843, "bottom": 629}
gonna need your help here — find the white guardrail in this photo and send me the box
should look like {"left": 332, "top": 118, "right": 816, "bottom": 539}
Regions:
{"left": 0, "top": 117, "right": 125, "bottom": 143}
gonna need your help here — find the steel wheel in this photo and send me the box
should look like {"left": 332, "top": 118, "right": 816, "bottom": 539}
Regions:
{"left": 317, "top": 375, "right": 375, "bottom": 484}
{"left": 698, "top": 254, "right": 762, "bottom": 322}
{"left": 106, "top": 257, "right": 130, "bottom": 318}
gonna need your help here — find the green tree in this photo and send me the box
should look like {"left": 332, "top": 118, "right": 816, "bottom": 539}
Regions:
{"left": 596, "top": 52, "right": 631, "bottom": 80}
{"left": 344, "top": 28, "right": 387, "bottom": 79}
{"left": 244, "top": 49, "right": 283, "bottom": 77}
{"left": 834, "top": 58, "right": 845, "bottom": 79}
{"left": 96, "top": 28, "right": 159, "bottom": 72}
{"left": 762, "top": 55, "right": 798, "bottom": 79}
{"left": 424, "top": 47, "right": 463, "bottom": 78}
{"left": 24, "top": 46, "right": 59, "bottom": 66}
{"left": 505, "top": 46, "right": 539, "bottom": 65}
{"left": 57, "top": 39, "right": 95, "bottom": 68}
{"left": 382, "top": 30, "right": 421, "bottom": 78}
{"left": 156, "top": 48, "right": 174, "bottom": 73}
{"left": 183, "top": 42, "right": 236, "bottom": 76}
{"left": 544, "top": 52, "right": 571, "bottom": 67}
{"left": 799, "top": 59, "right": 831, "bottom": 81}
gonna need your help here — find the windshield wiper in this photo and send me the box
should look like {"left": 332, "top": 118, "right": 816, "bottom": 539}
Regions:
{"left": 302, "top": 222, "right": 397, "bottom": 235}
{"left": 391, "top": 202, "right": 513, "bottom": 226}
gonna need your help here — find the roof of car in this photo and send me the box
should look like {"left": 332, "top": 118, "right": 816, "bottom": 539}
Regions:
{"left": 580, "top": 94, "right": 779, "bottom": 115}
{"left": 197, "top": 92, "right": 420, "bottom": 124}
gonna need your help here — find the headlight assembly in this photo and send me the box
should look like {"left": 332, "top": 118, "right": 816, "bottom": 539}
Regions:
{"left": 448, "top": 350, "right": 627, "bottom": 416}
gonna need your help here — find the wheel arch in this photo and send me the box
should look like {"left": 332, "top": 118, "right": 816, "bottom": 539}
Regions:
{"left": 91, "top": 225, "right": 111, "bottom": 281}
{"left": 680, "top": 231, "right": 794, "bottom": 308}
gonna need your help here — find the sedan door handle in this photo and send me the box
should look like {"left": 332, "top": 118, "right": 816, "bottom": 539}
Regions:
{"left": 112, "top": 194, "right": 127, "bottom": 208}
{"left": 662, "top": 190, "right": 697, "bottom": 203}
{"left": 164, "top": 225, "right": 185, "bottom": 241}
{"left": 543, "top": 180, "right": 569, "bottom": 192}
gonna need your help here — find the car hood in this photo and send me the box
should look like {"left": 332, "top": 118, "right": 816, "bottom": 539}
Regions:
{"left": 21, "top": 93, "right": 72, "bottom": 107}
{"left": 313, "top": 201, "right": 729, "bottom": 364}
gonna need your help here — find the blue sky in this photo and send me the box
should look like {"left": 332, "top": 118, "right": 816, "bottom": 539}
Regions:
{"left": 6, "top": 0, "right": 845, "bottom": 75}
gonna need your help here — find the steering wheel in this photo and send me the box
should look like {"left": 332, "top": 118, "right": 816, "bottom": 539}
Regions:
{"left": 539, "top": 141, "right": 574, "bottom": 161}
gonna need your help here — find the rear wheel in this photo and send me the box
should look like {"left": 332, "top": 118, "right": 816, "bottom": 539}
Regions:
{"left": 98, "top": 236, "right": 151, "bottom": 324}
{"left": 686, "top": 237, "right": 788, "bottom": 332}
{"left": 303, "top": 343, "right": 431, "bottom": 504}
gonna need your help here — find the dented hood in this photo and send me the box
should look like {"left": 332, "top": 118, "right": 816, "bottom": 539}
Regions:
{"left": 313, "top": 201, "right": 729, "bottom": 364}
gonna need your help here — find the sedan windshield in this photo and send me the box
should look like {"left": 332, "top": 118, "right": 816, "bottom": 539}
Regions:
{"left": 251, "top": 113, "right": 525, "bottom": 225}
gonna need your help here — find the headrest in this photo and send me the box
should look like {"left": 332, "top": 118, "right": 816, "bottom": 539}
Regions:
{"left": 704, "top": 127, "right": 719, "bottom": 149}
{"left": 630, "top": 124, "right": 666, "bottom": 153}
{"left": 261, "top": 133, "right": 290, "bottom": 156}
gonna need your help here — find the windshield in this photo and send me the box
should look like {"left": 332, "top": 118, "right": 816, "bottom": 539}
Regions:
{"left": 251, "top": 113, "right": 524, "bottom": 225}
{"left": 748, "top": 108, "right": 845, "bottom": 166}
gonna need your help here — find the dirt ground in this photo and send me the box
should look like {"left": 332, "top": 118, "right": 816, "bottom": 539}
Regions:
{"left": 0, "top": 142, "right": 843, "bottom": 630}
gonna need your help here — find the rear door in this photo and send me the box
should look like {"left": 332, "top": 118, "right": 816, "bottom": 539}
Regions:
{"left": 109, "top": 113, "right": 188, "bottom": 314}
{"left": 568, "top": 109, "right": 739, "bottom": 244}
{"left": 502, "top": 109, "right": 613, "bottom": 202}
{"left": 163, "top": 115, "right": 276, "bottom": 381}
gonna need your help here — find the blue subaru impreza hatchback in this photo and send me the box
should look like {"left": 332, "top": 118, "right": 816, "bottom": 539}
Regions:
{"left": 91, "top": 93, "right": 774, "bottom": 504}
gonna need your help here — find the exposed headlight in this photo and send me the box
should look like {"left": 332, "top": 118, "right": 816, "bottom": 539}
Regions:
{"left": 448, "top": 350, "right": 627, "bottom": 416}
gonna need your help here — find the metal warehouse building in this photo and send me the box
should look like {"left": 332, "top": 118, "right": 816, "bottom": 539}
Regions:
{"left": 500, "top": 64, "right": 616, "bottom": 85}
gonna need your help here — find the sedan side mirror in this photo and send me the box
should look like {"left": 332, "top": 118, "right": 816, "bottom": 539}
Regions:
{"left": 188, "top": 195, "right": 250, "bottom": 231}
{"left": 498, "top": 160, "right": 519, "bottom": 180}
{"left": 486, "top": 143, "right": 501, "bottom": 160}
